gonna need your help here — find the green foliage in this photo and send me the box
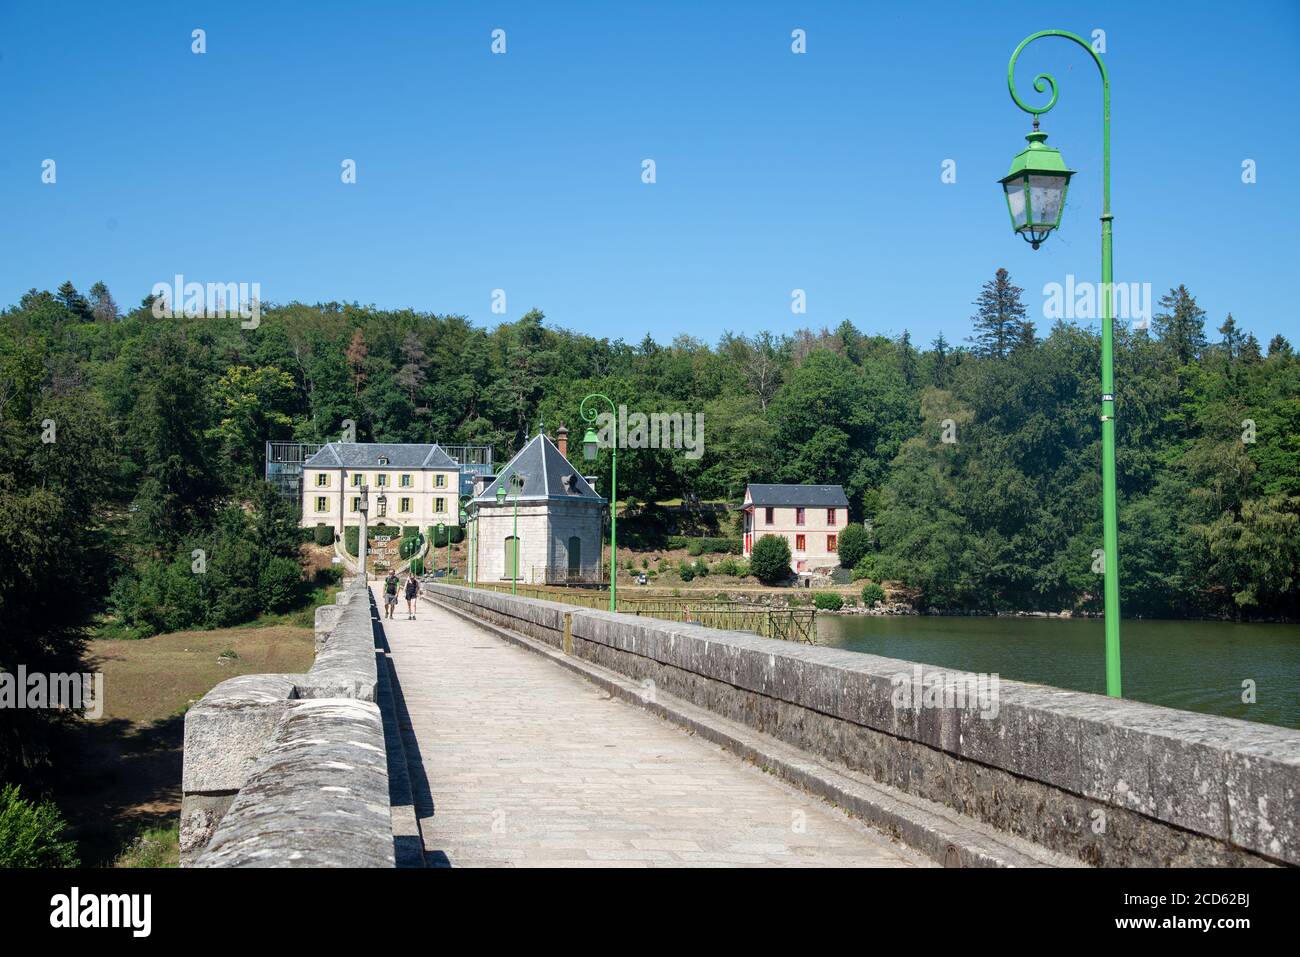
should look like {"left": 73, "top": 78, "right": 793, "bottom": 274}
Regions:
{"left": 677, "top": 560, "right": 695, "bottom": 582}
{"left": 861, "top": 582, "right": 886, "bottom": 606}
{"left": 314, "top": 524, "right": 335, "bottom": 546}
{"left": 0, "top": 784, "right": 79, "bottom": 867}
{"left": 813, "top": 591, "right": 843, "bottom": 610}
{"left": 750, "top": 534, "right": 792, "bottom": 584}
{"left": 692, "top": 559, "right": 710, "bottom": 577}
{"left": 409, "top": 557, "right": 425, "bottom": 575}
{"left": 672, "top": 536, "right": 742, "bottom": 556}
{"left": 836, "top": 523, "right": 870, "bottom": 569}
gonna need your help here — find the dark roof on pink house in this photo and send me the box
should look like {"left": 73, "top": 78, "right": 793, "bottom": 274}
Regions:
{"left": 746, "top": 483, "right": 848, "bottom": 508}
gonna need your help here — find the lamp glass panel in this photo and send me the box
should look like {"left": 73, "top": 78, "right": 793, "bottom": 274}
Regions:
{"left": 1005, "top": 177, "right": 1028, "bottom": 228}
{"left": 1027, "top": 174, "right": 1067, "bottom": 228}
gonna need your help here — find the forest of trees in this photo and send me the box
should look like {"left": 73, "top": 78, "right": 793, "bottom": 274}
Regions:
{"left": 1, "top": 271, "right": 1296, "bottom": 778}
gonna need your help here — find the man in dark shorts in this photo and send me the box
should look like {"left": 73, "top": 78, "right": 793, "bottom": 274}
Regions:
{"left": 383, "top": 571, "right": 400, "bottom": 619}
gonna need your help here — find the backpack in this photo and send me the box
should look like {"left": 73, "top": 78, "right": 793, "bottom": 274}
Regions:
{"left": 385, "top": 577, "right": 398, "bottom": 595}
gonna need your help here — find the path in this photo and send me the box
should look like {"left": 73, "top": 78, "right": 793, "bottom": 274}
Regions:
{"left": 375, "top": 584, "right": 925, "bottom": 868}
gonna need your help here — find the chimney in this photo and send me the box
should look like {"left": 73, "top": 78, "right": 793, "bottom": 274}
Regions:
{"left": 556, "top": 424, "right": 568, "bottom": 458}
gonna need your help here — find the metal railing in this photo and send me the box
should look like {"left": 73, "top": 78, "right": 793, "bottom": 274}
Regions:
{"left": 434, "top": 580, "right": 816, "bottom": 643}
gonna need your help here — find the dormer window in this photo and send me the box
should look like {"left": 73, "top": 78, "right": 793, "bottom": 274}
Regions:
{"left": 562, "top": 474, "right": 576, "bottom": 493}
{"left": 377, "top": 455, "right": 389, "bottom": 466}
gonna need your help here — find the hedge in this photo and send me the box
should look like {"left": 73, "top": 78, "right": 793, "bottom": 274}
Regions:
{"left": 313, "top": 524, "right": 335, "bottom": 547}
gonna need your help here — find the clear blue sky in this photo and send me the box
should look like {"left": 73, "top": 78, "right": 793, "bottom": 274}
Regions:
{"left": 2, "top": 0, "right": 1297, "bottom": 347}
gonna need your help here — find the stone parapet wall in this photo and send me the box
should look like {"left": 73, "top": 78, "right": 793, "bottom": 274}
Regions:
{"left": 180, "top": 578, "right": 393, "bottom": 867}
{"left": 424, "top": 582, "right": 1299, "bottom": 868}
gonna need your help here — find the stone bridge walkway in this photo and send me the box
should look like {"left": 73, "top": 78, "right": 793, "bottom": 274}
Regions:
{"left": 373, "top": 585, "right": 925, "bottom": 868}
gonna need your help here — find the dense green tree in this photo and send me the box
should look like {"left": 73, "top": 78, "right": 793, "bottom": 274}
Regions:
{"left": 969, "top": 268, "right": 1032, "bottom": 359}
{"left": 750, "top": 534, "right": 792, "bottom": 584}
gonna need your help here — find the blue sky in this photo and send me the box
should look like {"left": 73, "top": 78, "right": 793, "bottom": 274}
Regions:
{"left": 2, "top": 0, "right": 1297, "bottom": 347}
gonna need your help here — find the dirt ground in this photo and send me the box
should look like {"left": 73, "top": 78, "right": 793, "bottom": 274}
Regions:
{"left": 52, "top": 624, "right": 315, "bottom": 867}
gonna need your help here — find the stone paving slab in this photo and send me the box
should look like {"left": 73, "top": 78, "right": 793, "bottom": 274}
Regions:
{"left": 374, "top": 586, "right": 924, "bottom": 868}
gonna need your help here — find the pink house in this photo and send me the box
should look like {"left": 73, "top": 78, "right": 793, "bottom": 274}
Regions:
{"left": 741, "top": 483, "right": 850, "bottom": 574}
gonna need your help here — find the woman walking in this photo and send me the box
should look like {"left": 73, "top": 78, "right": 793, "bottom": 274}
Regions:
{"left": 405, "top": 571, "right": 420, "bottom": 620}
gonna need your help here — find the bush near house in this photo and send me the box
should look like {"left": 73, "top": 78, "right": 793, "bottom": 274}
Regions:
{"left": 313, "top": 524, "right": 334, "bottom": 547}
{"left": 750, "top": 534, "right": 792, "bottom": 584}
{"left": 677, "top": 560, "right": 695, "bottom": 582}
{"left": 0, "top": 784, "right": 79, "bottom": 868}
{"left": 862, "top": 582, "right": 886, "bottom": 606}
{"left": 836, "top": 523, "right": 870, "bottom": 570}
{"left": 813, "top": 592, "right": 844, "bottom": 611}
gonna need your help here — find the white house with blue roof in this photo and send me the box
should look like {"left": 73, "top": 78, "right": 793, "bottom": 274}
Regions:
{"left": 300, "top": 442, "right": 462, "bottom": 537}
{"left": 469, "top": 429, "right": 606, "bottom": 585}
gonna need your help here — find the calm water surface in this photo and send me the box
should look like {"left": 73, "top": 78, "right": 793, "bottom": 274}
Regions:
{"left": 817, "top": 615, "right": 1300, "bottom": 730}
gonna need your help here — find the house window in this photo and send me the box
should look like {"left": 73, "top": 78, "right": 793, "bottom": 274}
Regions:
{"left": 795, "top": 534, "right": 806, "bottom": 552}
{"left": 376, "top": 474, "right": 387, "bottom": 487}
{"left": 764, "top": 507, "right": 774, "bottom": 525}
{"left": 399, "top": 497, "right": 412, "bottom": 513}
{"left": 795, "top": 507, "right": 806, "bottom": 526}
{"left": 400, "top": 474, "right": 411, "bottom": 488}
{"left": 350, "top": 497, "right": 360, "bottom": 513}
{"left": 435, "top": 473, "right": 446, "bottom": 488}
{"left": 827, "top": 508, "right": 837, "bottom": 526}
{"left": 315, "top": 496, "right": 328, "bottom": 512}
{"left": 315, "top": 472, "right": 328, "bottom": 487}
{"left": 353, "top": 473, "right": 363, "bottom": 487}
{"left": 827, "top": 534, "right": 838, "bottom": 553}
{"left": 378, "top": 456, "right": 389, "bottom": 465}
{"left": 435, "top": 497, "right": 446, "bottom": 514}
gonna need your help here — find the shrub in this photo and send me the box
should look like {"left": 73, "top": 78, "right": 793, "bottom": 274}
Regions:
{"left": 450, "top": 526, "right": 465, "bottom": 544}
{"left": 715, "top": 557, "right": 739, "bottom": 576}
{"left": 313, "top": 524, "right": 334, "bottom": 547}
{"left": 813, "top": 592, "right": 844, "bottom": 611}
{"left": 0, "top": 784, "right": 79, "bottom": 868}
{"left": 345, "top": 526, "right": 360, "bottom": 556}
{"left": 692, "top": 559, "right": 710, "bottom": 577}
{"left": 258, "top": 555, "right": 303, "bottom": 613}
{"left": 837, "top": 523, "right": 870, "bottom": 570}
{"left": 861, "top": 582, "right": 886, "bottom": 606}
{"left": 677, "top": 560, "right": 695, "bottom": 582}
{"left": 409, "top": 557, "right": 425, "bottom": 575}
{"left": 401, "top": 525, "right": 419, "bottom": 539}
{"left": 750, "top": 534, "right": 792, "bottom": 584}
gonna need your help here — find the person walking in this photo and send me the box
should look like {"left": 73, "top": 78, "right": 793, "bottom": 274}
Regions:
{"left": 404, "top": 571, "right": 419, "bottom": 620}
{"left": 383, "top": 571, "right": 400, "bottom": 619}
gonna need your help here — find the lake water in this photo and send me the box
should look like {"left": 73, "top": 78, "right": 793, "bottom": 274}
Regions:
{"left": 817, "top": 615, "right": 1300, "bottom": 730}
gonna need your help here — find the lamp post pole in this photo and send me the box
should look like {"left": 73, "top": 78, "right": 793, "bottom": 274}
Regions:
{"left": 358, "top": 484, "right": 369, "bottom": 583}
{"left": 496, "top": 473, "right": 523, "bottom": 594}
{"left": 1008, "top": 30, "right": 1121, "bottom": 697}
{"left": 580, "top": 393, "right": 618, "bottom": 612}
{"left": 436, "top": 522, "right": 448, "bottom": 578}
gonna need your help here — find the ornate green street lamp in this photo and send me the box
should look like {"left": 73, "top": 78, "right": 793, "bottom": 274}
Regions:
{"left": 1005, "top": 30, "right": 1122, "bottom": 697}
{"left": 496, "top": 472, "right": 524, "bottom": 594}
{"left": 580, "top": 393, "right": 618, "bottom": 612}
{"left": 458, "top": 506, "right": 468, "bottom": 580}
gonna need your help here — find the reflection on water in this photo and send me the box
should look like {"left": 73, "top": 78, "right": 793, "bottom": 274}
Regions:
{"left": 817, "top": 615, "right": 1300, "bottom": 730}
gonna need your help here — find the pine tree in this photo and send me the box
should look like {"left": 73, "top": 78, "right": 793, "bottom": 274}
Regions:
{"left": 88, "top": 281, "right": 119, "bottom": 323}
{"left": 345, "top": 328, "right": 369, "bottom": 399}
{"left": 1267, "top": 334, "right": 1292, "bottom": 358}
{"left": 969, "top": 268, "right": 1032, "bottom": 359}
{"left": 1218, "top": 314, "right": 1241, "bottom": 361}
{"left": 930, "top": 332, "right": 952, "bottom": 387}
{"left": 896, "top": 330, "right": 917, "bottom": 387}
{"left": 1153, "top": 285, "right": 1207, "bottom": 365}
{"left": 55, "top": 281, "right": 91, "bottom": 321}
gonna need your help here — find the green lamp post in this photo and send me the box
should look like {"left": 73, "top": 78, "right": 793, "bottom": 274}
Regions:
{"left": 496, "top": 472, "right": 524, "bottom": 594}
{"left": 1005, "top": 30, "right": 1121, "bottom": 697}
{"left": 580, "top": 393, "right": 618, "bottom": 612}
{"left": 458, "top": 506, "right": 468, "bottom": 579}
{"left": 435, "top": 522, "right": 449, "bottom": 578}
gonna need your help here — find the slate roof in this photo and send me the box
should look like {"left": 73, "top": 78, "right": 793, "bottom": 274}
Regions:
{"left": 474, "top": 433, "right": 604, "bottom": 505}
{"left": 745, "top": 483, "right": 849, "bottom": 508}
{"left": 303, "top": 443, "right": 458, "bottom": 470}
